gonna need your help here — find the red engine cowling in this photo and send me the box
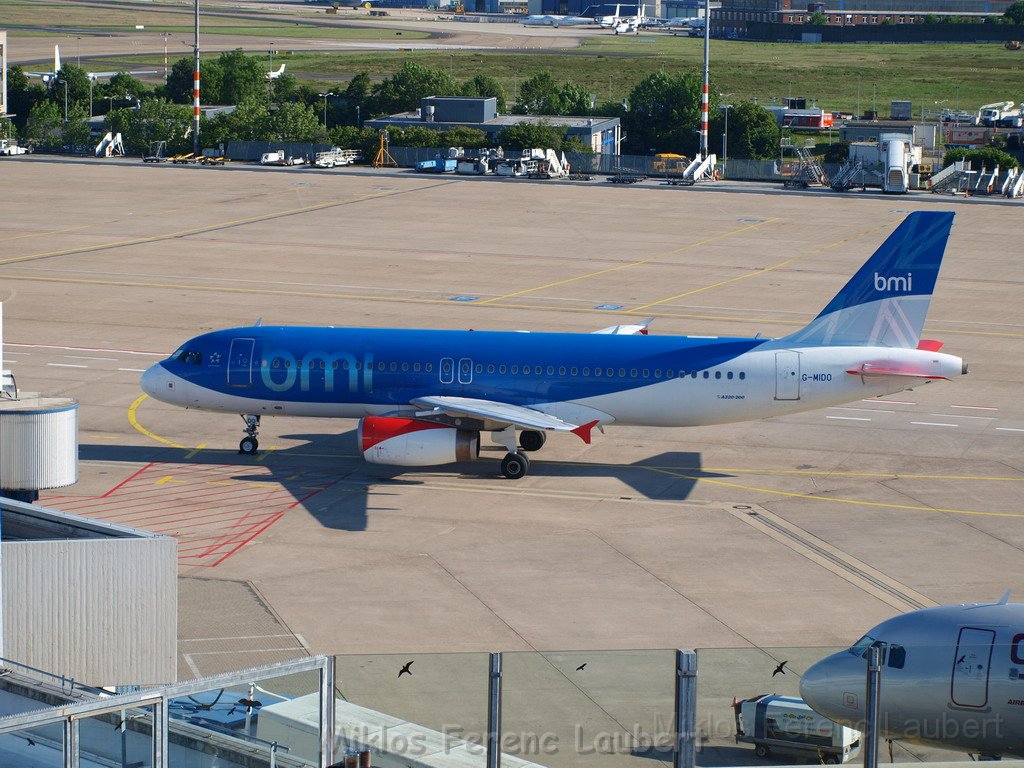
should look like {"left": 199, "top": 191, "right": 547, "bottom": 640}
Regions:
{"left": 358, "top": 417, "right": 479, "bottom": 467}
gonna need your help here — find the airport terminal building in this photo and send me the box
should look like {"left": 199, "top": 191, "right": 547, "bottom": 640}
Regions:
{"left": 712, "top": 0, "right": 1019, "bottom": 39}
{"left": 365, "top": 96, "right": 622, "bottom": 155}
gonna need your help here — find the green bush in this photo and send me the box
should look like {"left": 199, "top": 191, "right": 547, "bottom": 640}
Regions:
{"left": 943, "top": 146, "right": 1019, "bottom": 169}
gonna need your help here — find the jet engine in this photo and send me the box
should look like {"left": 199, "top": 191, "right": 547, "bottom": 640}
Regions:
{"left": 358, "top": 417, "right": 479, "bottom": 467}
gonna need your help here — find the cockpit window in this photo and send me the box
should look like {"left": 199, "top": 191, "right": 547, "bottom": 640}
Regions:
{"left": 849, "top": 635, "right": 889, "bottom": 664}
{"left": 170, "top": 347, "right": 203, "bottom": 365}
{"left": 849, "top": 635, "right": 876, "bottom": 657}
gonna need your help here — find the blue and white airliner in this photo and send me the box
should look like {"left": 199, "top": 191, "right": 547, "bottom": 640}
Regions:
{"left": 141, "top": 212, "right": 967, "bottom": 479}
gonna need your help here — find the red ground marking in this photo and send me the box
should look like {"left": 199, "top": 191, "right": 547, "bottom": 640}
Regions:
{"left": 41, "top": 463, "right": 337, "bottom": 567}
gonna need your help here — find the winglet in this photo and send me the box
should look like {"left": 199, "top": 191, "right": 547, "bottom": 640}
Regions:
{"left": 571, "top": 420, "right": 600, "bottom": 445}
{"left": 998, "top": 589, "right": 1012, "bottom": 605}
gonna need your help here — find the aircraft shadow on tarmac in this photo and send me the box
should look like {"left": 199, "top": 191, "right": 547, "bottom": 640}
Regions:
{"left": 79, "top": 432, "right": 731, "bottom": 534}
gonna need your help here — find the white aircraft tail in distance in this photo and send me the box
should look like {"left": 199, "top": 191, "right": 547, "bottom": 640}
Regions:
{"left": 141, "top": 212, "right": 966, "bottom": 480}
{"left": 267, "top": 64, "right": 286, "bottom": 80}
{"left": 597, "top": 3, "right": 622, "bottom": 26}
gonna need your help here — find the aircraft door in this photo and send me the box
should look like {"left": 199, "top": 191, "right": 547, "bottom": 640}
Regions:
{"left": 951, "top": 627, "right": 995, "bottom": 708}
{"left": 458, "top": 358, "right": 473, "bottom": 385}
{"left": 228, "top": 338, "right": 255, "bottom": 387}
{"left": 775, "top": 351, "right": 800, "bottom": 400}
{"left": 439, "top": 357, "right": 455, "bottom": 385}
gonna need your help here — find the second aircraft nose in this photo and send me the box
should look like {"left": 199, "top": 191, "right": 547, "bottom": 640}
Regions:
{"left": 800, "top": 653, "right": 864, "bottom": 728}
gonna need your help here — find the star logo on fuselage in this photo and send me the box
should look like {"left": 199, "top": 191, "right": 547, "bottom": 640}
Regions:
{"left": 209, "top": 352, "right": 222, "bottom": 364}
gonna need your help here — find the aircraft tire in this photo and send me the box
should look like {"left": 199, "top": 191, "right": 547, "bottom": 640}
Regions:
{"left": 501, "top": 452, "right": 530, "bottom": 479}
{"left": 754, "top": 745, "right": 770, "bottom": 759}
{"left": 519, "top": 430, "right": 547, "bottom": 452}
{"left": 239, "top": 436, "right": 259, "bottom": 455}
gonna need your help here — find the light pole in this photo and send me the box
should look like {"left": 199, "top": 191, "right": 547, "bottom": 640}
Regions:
{"left": 721, "top": 103, "right": 731, "bottom": 174}
{"left": 268, "top": 45, "right": 276, "bottom": 97}
{"left": 319, "top": 92, "right": 334, "bottom": 128}
{"left": 356, "top": 105, "right": 361, "bottom": 129}
{"left": 88, "top": 76, "right": 94, "bottom": 117}
{"left": 76, "top": 37, "right": 81, "bottom": 66}
{"left": 192, "top": 0, "right": 200, "bottom": 155}
{"left": 163, "top": 33, "right": 170, "bottom": 82}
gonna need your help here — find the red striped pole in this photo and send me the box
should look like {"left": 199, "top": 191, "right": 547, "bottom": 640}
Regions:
{"left": 700, "top": 0, "right": 710, "bottom": 158}
{"left": 700, "top": 82, "right": 709, "bottom": 157}
{"left": 193, "top": 0, "right": 200, "bottom": 155}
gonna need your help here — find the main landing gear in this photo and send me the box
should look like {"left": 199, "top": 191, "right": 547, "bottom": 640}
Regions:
{"left": 239, "top": 414, "right": 260, "bottom": 455}
{"left": 492, "top": 426, "right": 548, "bottom": 479}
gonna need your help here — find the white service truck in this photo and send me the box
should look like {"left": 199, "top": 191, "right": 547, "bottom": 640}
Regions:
{"left": 735, "top": 694, "right": 861, "bottom": 764}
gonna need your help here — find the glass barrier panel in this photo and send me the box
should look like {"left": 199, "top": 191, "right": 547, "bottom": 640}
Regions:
{"left": 167, "top": 667, "right": 321, "bottom": 767}
{"left": 502, "top": 649, "right": 677, "bottom": 768}
{"left": 695, "top": 646, "right": 844, "bottom": 767}
{"left": 333, "top": 652, "right": 490, "bottom": 766}
{"left": 0, "top": 722, "right": 64, "bottom": 767}
{"left": 77, "top": 705, "right": 155, "bottom": 767}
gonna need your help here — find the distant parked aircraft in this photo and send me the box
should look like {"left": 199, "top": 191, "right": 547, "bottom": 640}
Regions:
{"left": 25, "top": 45, "right": 157, "bottom": 83}
{"left": 267, "top": 64, "right": 286, "bottom": 80}
{"left": 521, "top": 13, "right": 592, "bottom": 25}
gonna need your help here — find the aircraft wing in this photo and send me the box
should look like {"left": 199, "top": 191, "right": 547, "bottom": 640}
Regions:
{"left": 411, "top": 395, "right": 599, "bottom": 443}
{"left": 88, "top": 70, "right": 159, "bottom": 79}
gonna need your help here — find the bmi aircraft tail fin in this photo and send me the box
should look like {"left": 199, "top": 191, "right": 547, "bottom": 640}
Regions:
{"left": 780, "top": 211, "right": 954, "bottom": 348}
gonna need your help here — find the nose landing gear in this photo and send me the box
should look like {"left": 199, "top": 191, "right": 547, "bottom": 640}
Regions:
{"left": 239, "top": 414, "right": 260, "bottom": 455}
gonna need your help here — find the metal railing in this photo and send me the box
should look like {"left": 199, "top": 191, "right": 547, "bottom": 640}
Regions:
{"left": 0, "top": 655, "right": 333, "bottom": 768}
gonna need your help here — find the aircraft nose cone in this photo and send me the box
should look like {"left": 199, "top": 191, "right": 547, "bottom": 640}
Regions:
{"left": 800, "top": 653, "right": 863, "bottom": 727}
{"left": 140, "top": 363, "right": 170, "bottom": 400}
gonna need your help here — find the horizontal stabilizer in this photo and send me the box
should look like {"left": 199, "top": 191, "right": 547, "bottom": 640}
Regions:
{"left": 845, "top": 365, "right": 949, "bottom": 380}
{"left": 594, "top": 317, "right": 653, "bottom": 335}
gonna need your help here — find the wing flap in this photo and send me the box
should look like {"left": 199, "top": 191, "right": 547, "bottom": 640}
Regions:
{"left": 411, "top": 396, "right": 599, "bottom": 442}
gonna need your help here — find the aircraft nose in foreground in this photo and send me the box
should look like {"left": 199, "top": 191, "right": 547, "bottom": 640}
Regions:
{"left": 140, "top": 363, "right": 171, "bottom": 401}
{"left": 800, "top": 652, "right": 865, "bottom": 727}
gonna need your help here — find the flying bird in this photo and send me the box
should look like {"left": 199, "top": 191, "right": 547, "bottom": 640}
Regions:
{"left": 772, "top": 661, "right": 789, "bottom": 677}
{"left": 576, "top": 663, "right": 587, "bottom": 672}
{"left": 236, "top": 697, "right": 263, "bottom": 712}
{"left": 399, "top": 661, "right": 414, "bottom": 678}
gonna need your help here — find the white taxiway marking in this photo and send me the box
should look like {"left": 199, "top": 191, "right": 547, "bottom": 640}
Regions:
{"left": 829, "top": 406, "right": 895, "bottom": 414}
{"left": 47, "top": 363, "right": 87, "bottom": 369}
{"left": 996, "top": 427, "right": 1024, "bottom": 433}
{"left": 65, "top": 355, "right": 117, "bottom": 362}
{"left": 868, "top": 399, "right": 916, "bottom": 405}
{"left": 119, "top": 368, "right": 146, "bottom": 373}
{"left": 931, "top": 413, "right": 995, "bottom": 420}
{"left": 827, "top": 416, "right": 871, "bottom": 421}
{"left": 911, "top": 421, "right": 958, "bottom": 428}
{"left": 950, "top": 404, "right": 998, "bottom": 411}
{"left": 8, "top": 342, "right": 163, "bottom": 356}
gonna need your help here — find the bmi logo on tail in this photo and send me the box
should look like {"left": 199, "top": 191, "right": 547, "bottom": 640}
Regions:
{"left": 874, "top": 272, "right": 913, "bottom": 292}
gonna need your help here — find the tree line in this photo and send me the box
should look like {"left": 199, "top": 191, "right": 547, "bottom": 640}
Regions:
{"left": 4, "top": 51, "right": 783, "bottom": 160}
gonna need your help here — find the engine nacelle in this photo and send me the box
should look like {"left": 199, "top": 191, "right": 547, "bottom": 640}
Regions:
{"left": 358, "top": 417, "right": 479, "bottom": 467}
